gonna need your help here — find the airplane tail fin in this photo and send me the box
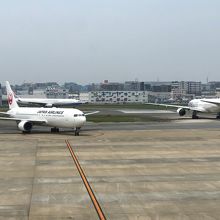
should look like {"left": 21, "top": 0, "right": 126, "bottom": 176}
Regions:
{"left": 5, "top": 81, "right": 19, "bottom": 109}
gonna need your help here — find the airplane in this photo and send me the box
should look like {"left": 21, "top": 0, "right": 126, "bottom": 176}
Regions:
{"left": 0, "top": 81, "right": 95, "bottom": 135}
{"left": 15, "top": 96, "right": 85, "bottom": 107}
{"left": 146, "top": 98, "right": 220, "bottom": 119}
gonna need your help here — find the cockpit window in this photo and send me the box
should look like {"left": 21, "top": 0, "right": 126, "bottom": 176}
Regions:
{"left": 74, "top": 114, "right": 84, "bottom": 117}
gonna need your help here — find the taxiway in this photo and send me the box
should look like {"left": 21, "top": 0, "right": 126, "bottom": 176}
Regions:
{"left": 1, "top": 119, "right": 220, "bottom": 219}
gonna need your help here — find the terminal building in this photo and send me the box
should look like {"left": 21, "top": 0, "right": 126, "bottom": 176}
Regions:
{"left": 0, "top": 80, "right": 203, "bottom": 105}
{"left": 89, "top": 91, "right": 149, "bottom": 104}
{"left": 87, "top": 81, "right": 202, "bottom": 104}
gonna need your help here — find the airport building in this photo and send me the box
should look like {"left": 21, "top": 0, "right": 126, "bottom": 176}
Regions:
{"left": 145, "top": 81, "right": 171, "bottom": 92}
{"left": 87, "top": 81, "right": 202, "bottom": 104}
{"left": 171, "top": 81, "right": 201, "bottom": 100}
{"left": 79, "top": 93, "right": 90, "bottom": 103}
{"left": 215, "top": 88, "right": 220, "bottom": 98}
{"left": 124, "top": 81, "right": 142, "bottom": 91}
{"left": 0, "top": 80, "right": 204, "bottom": 105}
{"left": 100, "top": 80, "right": 124, "bottom": 91}
{"left": 186, "top": 81, "right": 201, "bottom": 95}
{"left": 89, "top": 91, "right": 149, "bottom": 104}
{"left": 148, "top": 91, "right": 171, "bottom": 103}
{"left": 45, "top": 87, "right": 68, "bottom": 99}
{"left": 207, "top": 81, "right": 220, "bottom": 91}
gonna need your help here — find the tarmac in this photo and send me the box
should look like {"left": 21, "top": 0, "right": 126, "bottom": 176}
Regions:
{"left": 1, "top": 119, "right": 220, "bottom": 219}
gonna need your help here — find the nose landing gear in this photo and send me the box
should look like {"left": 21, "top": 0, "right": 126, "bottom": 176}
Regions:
{"left": 50, "top": 127, "right": 81, "bottom": 135}
{"left": 75, "top": 127, "right": 80, "bottom": 136}
{"left": 192, "top": 111, "right": 199, "bottom": 119}
{"left": 51, "top": 127, "right": 59, "bottom": 132}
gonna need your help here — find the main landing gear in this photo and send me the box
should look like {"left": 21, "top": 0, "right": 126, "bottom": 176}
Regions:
{"left": 192, "top": 110, "right": 199, "bottom": 119}
{"left": 22, "top": 130, "right": 31, "bottom": 134}
{"left": 50, "top": 127, "right": 81, "bottom": 136}
{"left": 51, "top": 127, "right": 59, "bottom": 132}
{"left": 216, "top": 113, "right": 220, "bottom": 119}
{"left": 75, "top": 127, "right": 80, "bottom": 136}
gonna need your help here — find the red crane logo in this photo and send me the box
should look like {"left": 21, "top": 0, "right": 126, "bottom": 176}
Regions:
{"left": 8, "top": 93, "right": 13, "bottom": 105}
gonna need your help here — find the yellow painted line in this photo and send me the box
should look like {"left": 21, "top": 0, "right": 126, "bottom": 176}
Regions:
{"left": 65, "top": 140, "right": 106, "bottom": 220}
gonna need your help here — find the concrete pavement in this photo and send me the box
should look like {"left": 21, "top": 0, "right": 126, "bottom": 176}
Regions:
{"left": 1, "top": 127, "right": 220, "bottom": 219}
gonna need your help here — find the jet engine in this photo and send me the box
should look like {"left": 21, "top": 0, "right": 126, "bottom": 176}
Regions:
{"left": 18, "top": 121, "right": 33, "bottom": 132}
{"left": 177, "top": 108, "right": 186, "bottom": 116}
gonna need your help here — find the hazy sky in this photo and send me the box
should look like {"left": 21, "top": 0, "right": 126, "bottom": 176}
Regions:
{"left": 0, "top": 0, "right": 220, "bottom": 85}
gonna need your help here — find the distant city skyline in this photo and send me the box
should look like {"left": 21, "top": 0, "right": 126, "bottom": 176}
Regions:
{"left": 0, "top": 1, "right": 220, "bottom": 85}
{"left": 1, "top": 78, "right": 220, "bottom": 87}
{"left": 1, "top": 77, "right": 220, "bottom": 86}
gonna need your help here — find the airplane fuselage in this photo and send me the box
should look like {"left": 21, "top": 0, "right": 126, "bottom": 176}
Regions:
{"left": 8, "top": 107, "right": 86, "bottom": 128}
{"left": 188, "top": 99, "right": 220, "bottom": 113}
{"left": 17, "top": 97, "right": 82, "bottom": 107}
{"left": 0, "top": 81, "right": 90, "bottom": 135}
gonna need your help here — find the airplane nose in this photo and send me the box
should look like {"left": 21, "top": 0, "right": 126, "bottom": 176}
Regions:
{"left": 75, "top": 114, "right": 86, "bottom": 127}
{"left": 82, "top": 116, "right": 86, "bottom": 125}
{"left": 78, "top": 116, "right": 86, "bottom": 127}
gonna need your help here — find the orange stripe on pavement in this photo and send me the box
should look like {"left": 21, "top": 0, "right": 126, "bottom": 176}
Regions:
{"left": 65, "top": 140, "right": 106, "bottom": 220}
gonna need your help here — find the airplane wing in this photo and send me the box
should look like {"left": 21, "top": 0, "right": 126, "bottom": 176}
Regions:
{"left": 145, "top": 103, "right": 208, "bottom": 113}
{"left": 0, "top": 112, "right": 11, "bottom": 117}
{"left": 0, "top": 117, "right": 47, "bottom": 124}
{"left": 85, "top": 111, "right": 99, "bottom": 116}
{"left": 145, "top": 103, "right": 191, "bottom": 110}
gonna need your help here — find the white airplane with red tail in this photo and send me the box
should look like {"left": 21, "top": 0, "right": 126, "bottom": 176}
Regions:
{"left": 0, "top": 81, "right": 97, "bottom": 135}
